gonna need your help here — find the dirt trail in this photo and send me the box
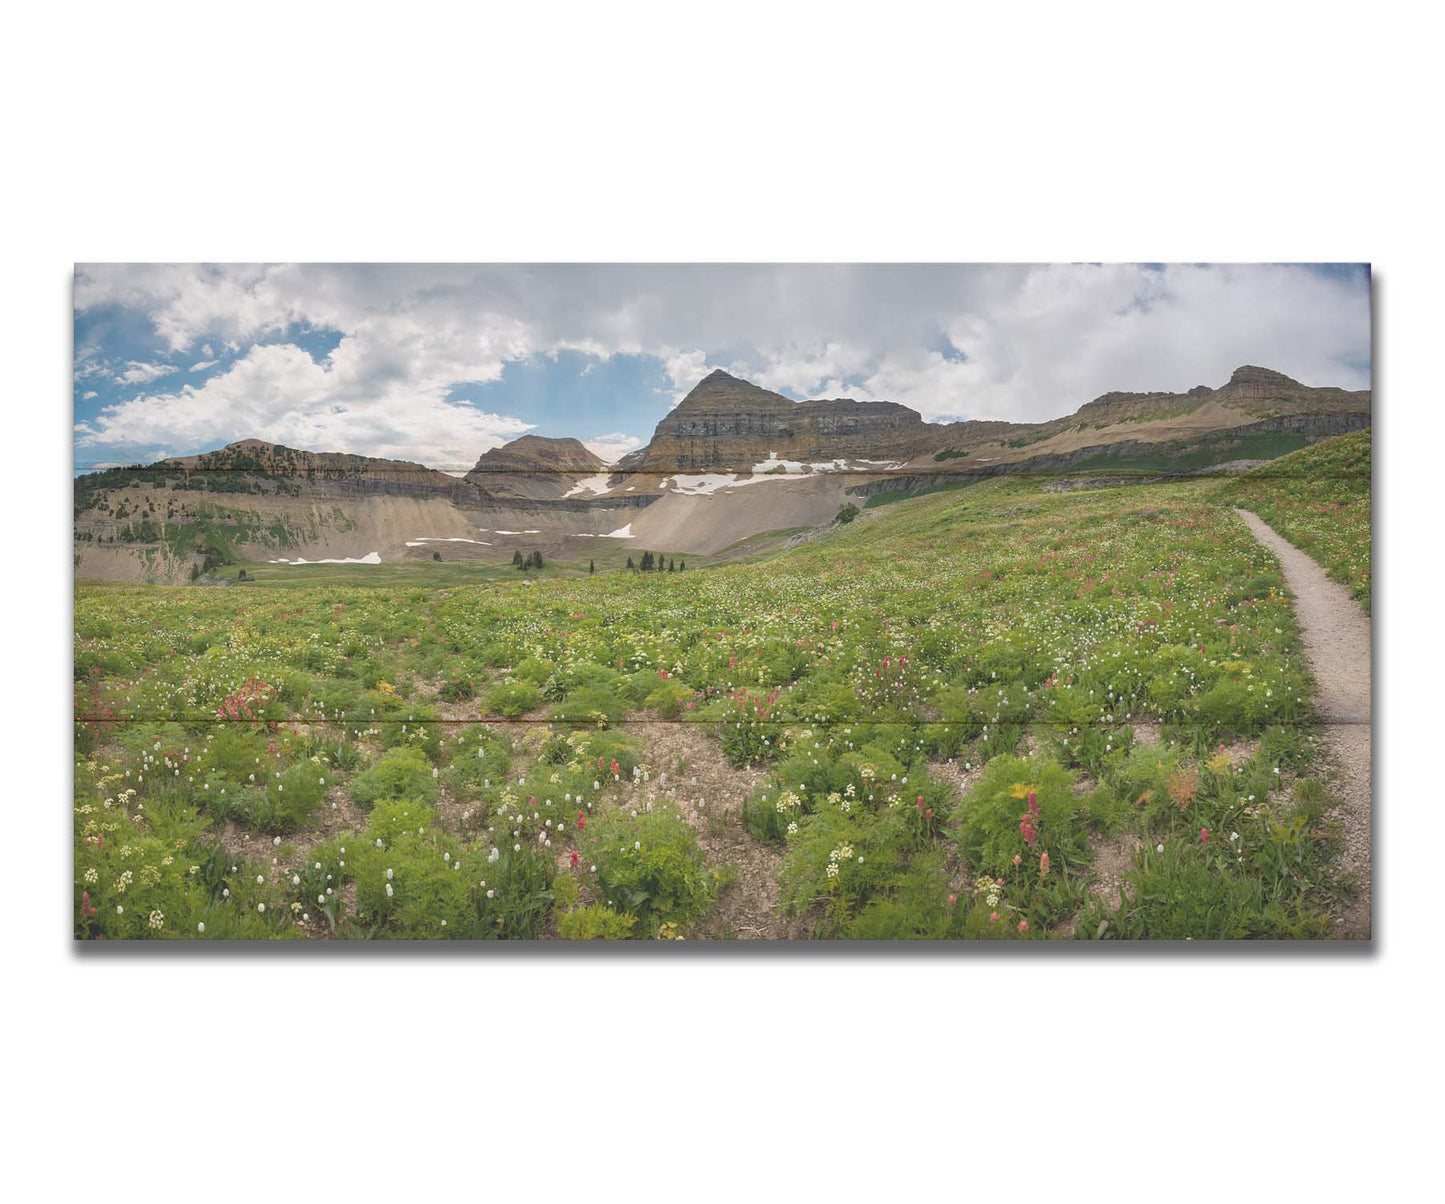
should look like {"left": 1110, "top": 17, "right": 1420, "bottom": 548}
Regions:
{"left": 1235, "top": 509, "right": 1371, "bottom": 939}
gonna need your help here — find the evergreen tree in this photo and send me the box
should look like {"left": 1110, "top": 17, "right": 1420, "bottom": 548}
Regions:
{"left": 668, "top": 557, "right": 675, "bottom": 572}
{"left": 589, "top": 560, "right": 595, "bottom": 574}
{"left": 512, "top": 549, "right": 524, "bottom": 568}
{"left": 626, "top": 555, "right": 635, "bottom": 570}
{"left": 432, "top": 551, "right": 442, "bottom": 561}
{"left": 679, "top": 560, "right": 686, "bottom": 571}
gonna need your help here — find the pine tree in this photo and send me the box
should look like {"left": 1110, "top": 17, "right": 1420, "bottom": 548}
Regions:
{"left": 626, "top": 556, "right": 635, "bottom": 570}
{"left": 589, "top": 559, "right": 595, "bottom": 574}
{"left": 679, "top": 560, "right": 686, "bottom": 571}
{"left": 512, "top": 549, "right": 524, "bottom": 568}
{"left": 668, "top": 557, "right": 675, "bottom": 572}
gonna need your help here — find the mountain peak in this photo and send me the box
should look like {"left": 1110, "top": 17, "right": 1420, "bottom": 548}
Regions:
{"left": 467, "top": 433, "right": 604, "bottom": 477}
{"left": 1228, "top": 365, "right": 1302, "bottom": 388}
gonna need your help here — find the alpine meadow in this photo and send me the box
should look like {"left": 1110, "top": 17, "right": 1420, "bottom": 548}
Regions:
{"left": 72, "top": 264, "right": 1373, "bottom": 942}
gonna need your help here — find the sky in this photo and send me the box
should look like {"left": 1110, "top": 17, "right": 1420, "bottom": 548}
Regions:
{"left": 73, "top": 263, "right": 1372, "bottom": 472}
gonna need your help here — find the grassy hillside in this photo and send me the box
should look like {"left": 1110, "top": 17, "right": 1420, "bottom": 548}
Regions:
{"left": 74, "top": 474, "right": 1356, "bottom": 941}
{"left": 1217, "top": 431, "right": 1372, "bottom": 611}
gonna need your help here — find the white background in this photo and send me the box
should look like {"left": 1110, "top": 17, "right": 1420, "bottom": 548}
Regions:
{"left": 4, "top": 3, "right": 1439, "bottom": 1200}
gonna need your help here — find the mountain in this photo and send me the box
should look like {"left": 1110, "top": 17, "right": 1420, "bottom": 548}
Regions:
{"left": 908, "top": 365, "right": 1370, "bottom": 475}
{"left": 151, "top": 439, "right": 473, "bottom": 498}
{"left": 467, "top": 435, "right": 605, "bottom": 477}
{"left": 465, "top": 435, "right": 608, "bottom": 500}
{"left": 73, "top": 364, "right": 1370, "bottom": 581}
{"left": 618, "top": 370, "right": 933, "bottom": 472}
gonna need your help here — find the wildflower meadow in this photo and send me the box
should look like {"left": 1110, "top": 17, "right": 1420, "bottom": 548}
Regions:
{"left": 74, "top": 445, "right": 1368, "bottom": 940}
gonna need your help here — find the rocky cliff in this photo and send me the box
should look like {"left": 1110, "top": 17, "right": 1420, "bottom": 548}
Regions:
{"left": 465, "top": 435, "right": 608, "bottom": 500}
{"left": 619, "top": 370, "right": 933, "bottom": 471}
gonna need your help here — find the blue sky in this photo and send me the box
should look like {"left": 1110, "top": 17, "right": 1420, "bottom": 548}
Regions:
{"left": 73, "top": 264, "right": 1372, "bottom": 472}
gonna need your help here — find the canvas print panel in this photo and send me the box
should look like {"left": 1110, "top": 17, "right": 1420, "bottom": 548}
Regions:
{"left": 72, "top": 264, "right": 1372, "bottom": 941}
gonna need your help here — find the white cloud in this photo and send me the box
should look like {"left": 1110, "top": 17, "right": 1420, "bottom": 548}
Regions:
{"left": 74, "top": 264, "right": 1371, "bottom": 463}
{"left": 115, "top": 360, "right": 178, "bottom": 385}
{"left": 750, "top": 341, "right": 874, "bottom": 399}
{"left": 582, "top": 433, "right": 642, "bottom": 464}
{"left": 82, "top": 390, "right": 97, "bottom": 400}
{"left": 78, "top": 342, "right": 534, "bottom": 471}
{"left": 659, "top": 349, "right": 714, "bottom": 405}
{"left": 189, "top": 359, "right": 218, "bottom": 372}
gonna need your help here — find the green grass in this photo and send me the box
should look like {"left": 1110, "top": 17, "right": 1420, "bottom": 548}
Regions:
{"left": 716, "top": 526, "right": 812, "bottom": 554}
{"left": 1066, "top": 431, "right": 1315, "bottom": 474}
{"left": 230, "top": 545, "right": 713, "bottom": 586}
{"left": 862, "top": 476, "right": 979, "bottom": 508}
{"left": 73, "top": 467, "right": 1365, "bottom": 941}
{"left": 1216, "top": 430, "right": 1371, "bottom": 610}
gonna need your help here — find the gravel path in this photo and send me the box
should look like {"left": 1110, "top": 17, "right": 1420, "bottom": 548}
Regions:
{"left": 1235, "top": 509, "right": 1372, "bottom": 939}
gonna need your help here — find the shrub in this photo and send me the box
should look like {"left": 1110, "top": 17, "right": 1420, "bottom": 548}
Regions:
{"left": 244, "top": 761, "right": 328, "bottom": 832}
{"left": 439, "top": 677, "right": 475, "bottom": 702}
{"left": 557, "top": 903, "right": 638, "bottom": 940}
{"left": 548, "top": 683, "right": 626, "bottom": 726}
{"left": 579, "top": 803, "right": 715, "bottom": 932}
{"left": 350, "top": 747, "right": 437, "bottom": 810}
{"left": 483, "top": 679, "right": 542, "bottom": 718}
{"left": 954, "top": 754, "right": 1091, "bottom": 876}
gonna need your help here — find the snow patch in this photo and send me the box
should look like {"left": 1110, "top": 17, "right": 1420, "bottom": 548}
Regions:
{"left": 269, "top": 552, "right": 382, "bottom": 565}
{"left": 562, "top": 473, "right": 614, "bottom": 498}
{"left": 404, "top": 537, "right": 492, "bottom": 546}
{"left": 662, "top": 470, "right": 809, "bottom": 496}
{"left": 663, "top": 473, "right": 744, "bottom": 496}
{"left": 493, "top": 529, "right": 542, "bottom": 535}
{"left": 753, "top": 452, "right": 806, "bottom": 474}
{"left": 600, "top": 523, "right": 634, "bottom": 538}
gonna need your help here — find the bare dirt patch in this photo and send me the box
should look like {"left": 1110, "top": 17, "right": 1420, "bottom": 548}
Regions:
{"left": 626, "top": 717, "right": 809, "bottom": 939}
